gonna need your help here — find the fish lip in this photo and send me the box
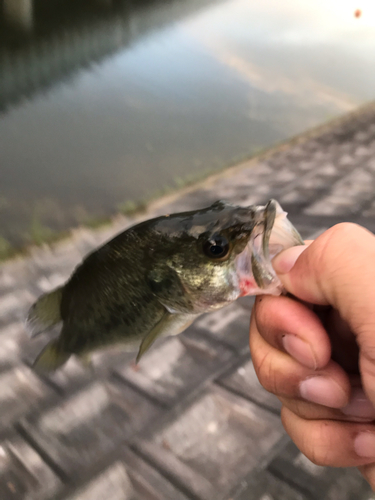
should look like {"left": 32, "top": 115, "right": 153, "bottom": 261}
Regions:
{"left": 236, "top": 199, "right": 303, "bottom": 296}
{"left": 262, "top": 199, "right": 277, "bottom": 261}
{"left": 235, "top": 201, "right": 280, "bottom": 296}
{"left": 251, "top": 200, "right": 279, "bottom": 289}
{"left": 253, "top": 199, "right": 304, "bottom": 290}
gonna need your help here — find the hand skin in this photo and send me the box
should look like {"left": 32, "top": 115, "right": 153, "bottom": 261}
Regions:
{"left": 249, "top": 223, "right": 375, "bottom": 488}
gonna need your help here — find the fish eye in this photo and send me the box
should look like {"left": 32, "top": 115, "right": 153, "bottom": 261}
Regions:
{"left": 203, "top": 235, "right": 230, "bottom": 259}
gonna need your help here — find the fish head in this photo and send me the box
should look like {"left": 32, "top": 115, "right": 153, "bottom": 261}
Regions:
{"left": 148, "top": 200, "right": 303, "bottom": 314}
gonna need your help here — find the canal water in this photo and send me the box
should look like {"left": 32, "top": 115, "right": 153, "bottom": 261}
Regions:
{"left": 0, "top": 0, "right": 374, "bottom": 253}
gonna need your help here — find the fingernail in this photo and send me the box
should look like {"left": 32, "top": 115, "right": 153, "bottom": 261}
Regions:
{"left": 282, "top": 334, "right": 317, "bottom": 370}
{"left": 341, "top": 388, "right": 375, "bottom": 420}
{"left": 272, "top": 246, "right": 307, "bottom": 274}
{"left": 299, "top": 376, "right": 348, "bottom": 408}
{"left": 354, "top": 432, "right": 375, "bottom": 458}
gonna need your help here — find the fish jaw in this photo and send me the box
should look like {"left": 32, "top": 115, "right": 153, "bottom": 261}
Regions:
{"left": 267, "top": 200, "right": 304, "bottom": 258}
{"left": 235, "top": 200, "right": 304, "bottom": 296}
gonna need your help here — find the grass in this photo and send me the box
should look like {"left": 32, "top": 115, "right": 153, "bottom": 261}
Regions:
{"left": 117, "top": 199, "right": 148, "bottom": 216}
{"left": 28, "top": 215, "right": 55, "bottom": 246}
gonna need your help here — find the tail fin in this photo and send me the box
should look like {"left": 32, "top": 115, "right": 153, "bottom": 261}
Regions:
{"left": 33, "top": 338, "right": 70, "bottom": 372}
{"left": 26, "top": 287, "right": 63, "bottom": 338}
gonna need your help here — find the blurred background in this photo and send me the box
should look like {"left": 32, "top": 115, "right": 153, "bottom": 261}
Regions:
{"left": 0, "top": 0, "right": 374, "bottom": 257}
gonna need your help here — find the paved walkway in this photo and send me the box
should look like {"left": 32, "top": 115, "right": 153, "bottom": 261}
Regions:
{"left": 1, "top": 104, "right": 375, "bottom": 499}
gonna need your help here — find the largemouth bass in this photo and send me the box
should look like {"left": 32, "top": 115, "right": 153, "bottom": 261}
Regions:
{"left": 27, "top": 199, "right": 303, "bottom": 371}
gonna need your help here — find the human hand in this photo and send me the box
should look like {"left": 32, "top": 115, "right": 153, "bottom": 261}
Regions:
{"left": 249, "top": 223, "right": 375, "bottom": 488}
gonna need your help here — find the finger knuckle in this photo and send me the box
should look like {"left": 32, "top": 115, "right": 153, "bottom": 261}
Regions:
{"left": 313, "top": 223, "right": 357, "bottom": 262}
{"left": 302, "top": 422, "right": 334, "bottom": 467}
{"left": 323, "top": 223, "right": 368, "bottom": 250}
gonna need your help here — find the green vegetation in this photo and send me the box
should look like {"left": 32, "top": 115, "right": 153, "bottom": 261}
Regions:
{"left": 173, "top": 168, "right": 213, "bottom": 190}
{"left": 117, "top": 199, "right": 148, "bottom": 216}
{"left": 0, "top": 236, "right": 13, "bottom": 261}
{"left": 28, "top": 215, "right": 55, "bottom": 246}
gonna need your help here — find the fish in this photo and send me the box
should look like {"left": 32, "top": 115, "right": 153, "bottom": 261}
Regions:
{"left": 26, "top": 199, "right": 303, "bottom": 372}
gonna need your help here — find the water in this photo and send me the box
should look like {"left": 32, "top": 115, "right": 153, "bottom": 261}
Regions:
{"left": 0, "top": 0, "right": 374, "bottom": 252}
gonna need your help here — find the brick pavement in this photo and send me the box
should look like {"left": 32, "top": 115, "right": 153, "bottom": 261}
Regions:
{"left": 1, "top": 104, "right": 375, "bottom": 499}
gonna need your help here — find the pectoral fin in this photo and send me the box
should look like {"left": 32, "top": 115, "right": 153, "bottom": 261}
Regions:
{"left": 136, "top": 312, "right": 196, "bottom": 363}
{"left": 136, "top": 324, "right": 163, "bottom": 363}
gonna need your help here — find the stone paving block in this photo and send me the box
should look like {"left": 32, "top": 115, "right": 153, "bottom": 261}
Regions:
{"left": 279, "top": 189, "right": 307, "bottom": 205}
{"left": 0, "top": 290, "right": 34, "bottom": 324}
{"left": 231, "top": 469, "right": 307, "bottom": 500}
{"left": 305, "top": 168, "right": 375, "bottom": 216}
{"left": 355, "top": 218, "right": 375, "bottom": 236}
{"left": 115, "top": 331, "right": 233, "bottom": 406}
{"left": 272, "top": 167, "right": 298, "bottom": 184}
{"left": 0, "top": 268, "right": 18, "bottom": 293}
{"left": 0, "top": 437, "right": 61, "bottom": 500}
{"left": 367, "top": 153, "right": 375, "bottom": 169}
{"left": 119, "top": 447, "right": 190, "bottom": 500}
{"left": 64, "top": 462, "right": 135, "bottom": 500}
{"left": 19, "top": 381, "right": 161, "bottom": 478}
{"left": 217, "top": 357, "right": 281, "bottom": 413}
{"left": 135, "top": 385, "right": 284, "bottom": 500}
{"left": 268, "top": 440, "right": 374, "bottom": 499}
{"left": 62, "top": 448, "right": 190, "bottom": 500}
{"left": 0, "top": 366, "right": 56, "bottom": 434}
{"left": 338, "top": 153, "right": 356, "bottom": 166}
{"left": 221, "top": 188, "right": 264, "bottom": 207}
{"left": 194, "top": 302, "right": 251, "bottom": 354}
{"left": 363, "top": 199, "right": 375, "bottom": 218}
{"left": 355, "top": 144, "right": 372, "bottom": 157}
{"left": 28, "top": 246, "right": 81, "bottom": 277}
{"left": 35, "top": 273, "right": 67, "bottom": 293}
{"left": 305, "top": 195, "right": 360, "bottom": 217}
{"left": 0, "top": 322, "right": 27, "bottom": 372}
{"left": 295, "top": 162, "right": 339, "bottom": 188}
{"left": 23, "top": 335, "right": 121, "bottom": 396}
{"left": 325, "top": 470, "right": 375, "bottom": 500}
{"left": 38, "top": 356, "right": 95, "bottom": 394}
{"left": 297, "top": 159, "right": 318, "bottom": 171}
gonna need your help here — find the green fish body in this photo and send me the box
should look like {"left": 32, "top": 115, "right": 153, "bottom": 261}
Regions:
{"left": 27, "top": 199, "right": 303, "bottom": 371}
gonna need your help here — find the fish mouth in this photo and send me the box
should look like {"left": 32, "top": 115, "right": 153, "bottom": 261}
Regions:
{"left": 237, "top": 200, "right": 304, "bottom": 296}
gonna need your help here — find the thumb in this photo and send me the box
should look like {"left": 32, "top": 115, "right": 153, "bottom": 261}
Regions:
{"left": 272, "top": 223, "right": 375, "bottom": 403}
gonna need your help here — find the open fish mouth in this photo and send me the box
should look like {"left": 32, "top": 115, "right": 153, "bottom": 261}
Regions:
{"left": 236, "top": 200, "right": 304, "bottom": 296}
